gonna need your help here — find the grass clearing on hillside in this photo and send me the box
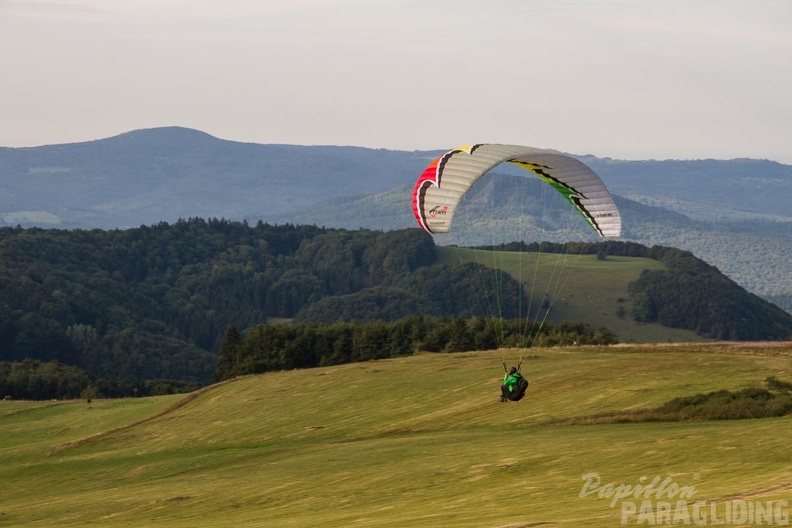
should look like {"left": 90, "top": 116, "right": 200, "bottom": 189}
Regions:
{"left": 1, "top": 343, "right": 790, "bottom": 527}
{"left": 437, "top": 246, "right": 707, "bottom": 344}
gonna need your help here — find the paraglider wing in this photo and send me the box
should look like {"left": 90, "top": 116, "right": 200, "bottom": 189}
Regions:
{"left": 412, "top": 144, "right": 621, "bottom": 237}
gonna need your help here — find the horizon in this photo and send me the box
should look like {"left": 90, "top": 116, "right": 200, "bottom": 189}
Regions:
{"left": 2, "top": 125, "right": 790, "bottom": 165}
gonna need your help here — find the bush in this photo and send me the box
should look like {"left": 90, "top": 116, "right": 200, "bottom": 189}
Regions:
{"left": 554, "top": 381, "right": 792, "bottom": 425}
{"left": 766, "top": 376, "right": 792, "bottom": 393}
{"left": 655, "top": 387, "right": 791, "bottom": 421}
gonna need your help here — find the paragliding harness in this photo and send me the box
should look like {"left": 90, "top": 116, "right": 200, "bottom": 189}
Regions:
{"left": 501, "top": 362, "right": 529, "bottom": 402}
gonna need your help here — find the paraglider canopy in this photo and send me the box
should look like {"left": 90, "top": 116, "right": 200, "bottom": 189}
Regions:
{"left": 412, "top": 144, "right": 621, "bottom": 237}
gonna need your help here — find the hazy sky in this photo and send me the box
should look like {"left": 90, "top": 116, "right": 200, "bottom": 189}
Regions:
{"left": 2, "top": 0, "right": 790, "bottom": 162}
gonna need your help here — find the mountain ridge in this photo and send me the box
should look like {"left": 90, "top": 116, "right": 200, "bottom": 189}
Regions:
{"left": 3, "top": 126, "right": 789, "bottom": 228}
{"left": 1, "top": 127, "right": 790, "bottom": 312}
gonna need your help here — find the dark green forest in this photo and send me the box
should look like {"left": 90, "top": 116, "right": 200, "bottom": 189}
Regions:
{"left": 627, "top": 246, "right": 792, "bottom": 340}
{"left": 1, "top": 220, "right": 790, "bottom": 400}
{"left": 213, "top": 317, "right": 617, "bottom": 382}
{"left": 0, "top": 221, "right": 437, "bottom": 384}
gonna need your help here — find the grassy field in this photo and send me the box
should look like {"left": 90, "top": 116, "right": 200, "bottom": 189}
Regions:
{"left": 437, "top": 246, "right": 707, "bottom": 343}
{"left": 2, "top": 342, "right": 791, "bottom": 527}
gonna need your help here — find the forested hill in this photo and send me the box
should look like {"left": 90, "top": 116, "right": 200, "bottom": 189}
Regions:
{"left": 1, "top": 220, "right": 791, "bottom": 397}
{"left": 2, "top": 127, "right": 790, "bottom": 314}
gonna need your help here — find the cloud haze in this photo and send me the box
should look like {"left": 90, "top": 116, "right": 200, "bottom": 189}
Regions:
{"left": 2, "top": 0, "right": 790, "bottom": 162}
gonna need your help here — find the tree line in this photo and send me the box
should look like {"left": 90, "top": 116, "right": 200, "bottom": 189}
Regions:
{"left": 213, "top": 316, "right": 618, "bottom": 381}
{"left": 0, "top": 316, "right": 617, "bottom": 400}
{"left": 1, "top": 219, "right": 789, "bottom": 399}
{"left": 0, "top": 359, "right": 199, "bottom": 401}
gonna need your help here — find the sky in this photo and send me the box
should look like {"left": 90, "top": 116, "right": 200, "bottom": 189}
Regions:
{"left": 1, "top": 0, "right": 790, "bottom": 162}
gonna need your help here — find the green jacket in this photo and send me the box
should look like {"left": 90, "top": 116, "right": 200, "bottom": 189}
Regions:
{"left": 503, "top": 372, "right": 523, "bottom": 393}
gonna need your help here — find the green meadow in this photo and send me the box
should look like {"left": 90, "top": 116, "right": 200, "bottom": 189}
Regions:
{"left": 437, "top": 246, "right": 707, "bottom": 343}
{"left": 2, "top": 342, "right": 791, "bottom": 527}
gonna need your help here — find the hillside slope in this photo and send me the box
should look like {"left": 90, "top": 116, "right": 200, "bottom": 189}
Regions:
{"left": 2, "top": 343, "right": 791, "bottom": 527}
